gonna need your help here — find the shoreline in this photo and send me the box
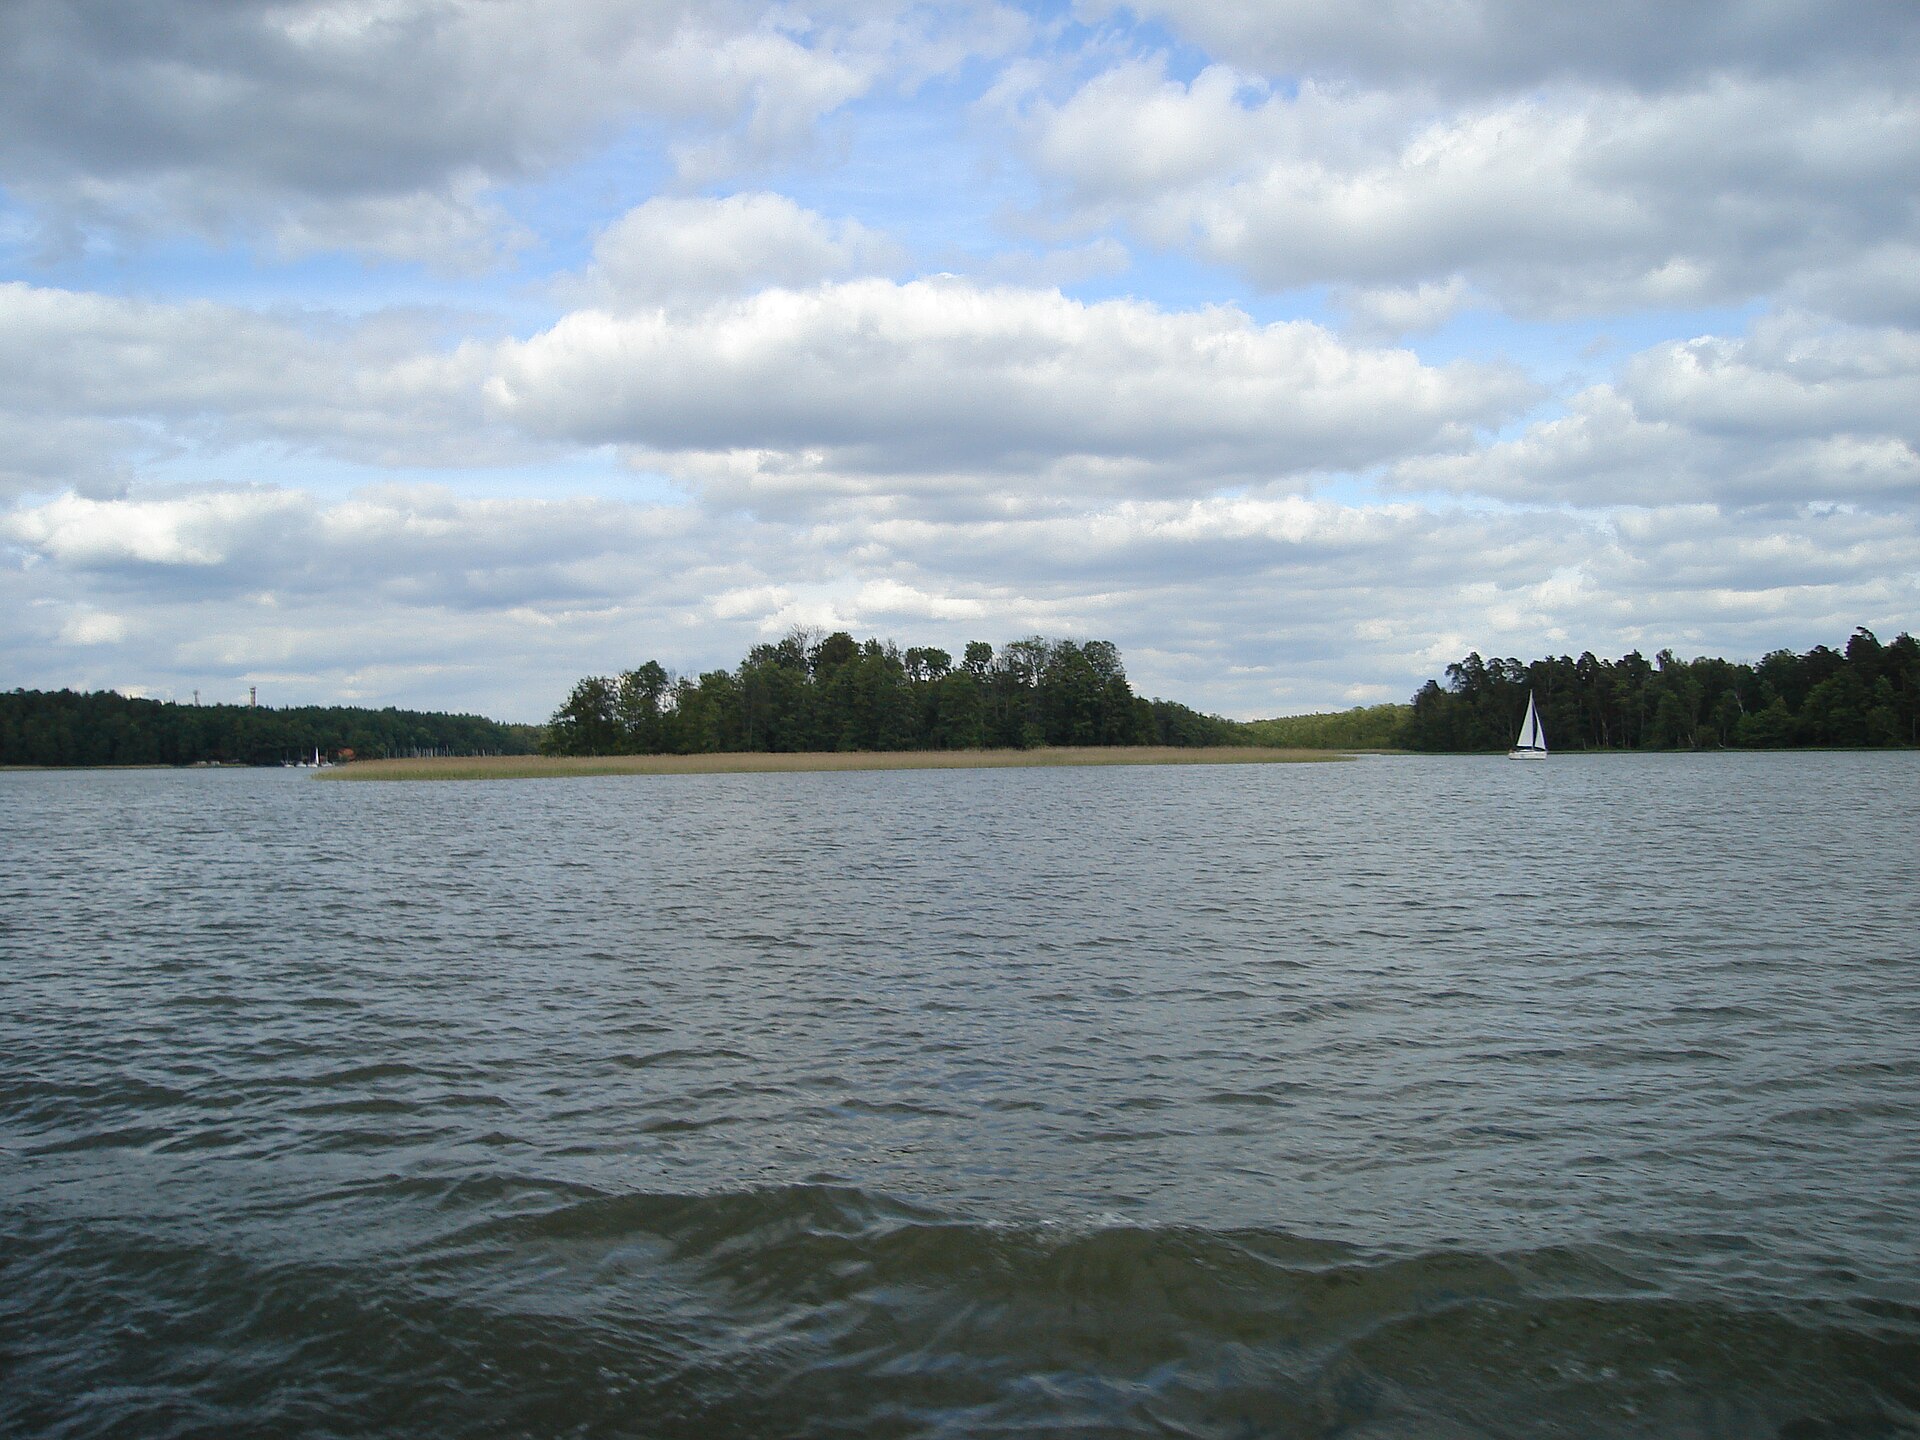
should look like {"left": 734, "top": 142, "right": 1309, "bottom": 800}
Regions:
{"left": 319, "top": 746, "right": 1352, "bottom": 781}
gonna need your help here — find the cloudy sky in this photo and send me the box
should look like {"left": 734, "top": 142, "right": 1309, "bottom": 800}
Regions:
{"left": 3, "top": 0, "right": 1916, "bottom": 722}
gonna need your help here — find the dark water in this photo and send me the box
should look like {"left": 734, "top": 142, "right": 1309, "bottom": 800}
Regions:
{"left": 3, "top": 754, "right": 1917, "bottom": 1438}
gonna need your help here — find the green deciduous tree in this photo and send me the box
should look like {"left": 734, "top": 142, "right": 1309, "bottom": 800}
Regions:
{"left": 544, "top": 675, "right": 621, "bottom": 756}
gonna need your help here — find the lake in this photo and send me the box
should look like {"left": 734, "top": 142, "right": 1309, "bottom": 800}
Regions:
{"left": 3, "top": 753, "right": 1917, "bottom": 1437}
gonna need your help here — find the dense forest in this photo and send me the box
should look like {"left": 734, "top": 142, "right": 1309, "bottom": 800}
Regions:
{"left": 1241, "top": 703, "right": 1411, "bottom": 751}
{"left": 544, "top": 632, "right": 1239, "bottom": 756}
{"left": 1405, "top": 627, "right": 1919, "bottom": 752}
{"left": 0, "top": 689, "right": 540, "bottom": 768}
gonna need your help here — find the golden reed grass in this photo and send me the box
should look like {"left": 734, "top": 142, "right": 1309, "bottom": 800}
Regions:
{"left": 322, "top": 746, "right": 1348, "bottom": 781}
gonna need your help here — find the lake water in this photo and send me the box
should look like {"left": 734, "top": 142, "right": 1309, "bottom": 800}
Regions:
{"left": 3, "top": 753, "right": 1917, "bottom": 1438}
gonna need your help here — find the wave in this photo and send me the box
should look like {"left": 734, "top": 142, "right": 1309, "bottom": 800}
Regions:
{"left": 7, "top": 1183, "right": 1917, "bottom": 1439}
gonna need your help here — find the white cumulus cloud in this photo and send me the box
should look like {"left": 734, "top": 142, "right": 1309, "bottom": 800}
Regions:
{"left": 0, "top": 0, "right": 1025, "bottom": 262}
{"left": 485, "top": 277, "right": 1533, "bottom": 506}
{"left": 1394, "top": 315, "right": 1920, "bottom": 508}
{"left": 573, "top": 194, "right": 902, "bottom": 307}
{"left": 1021, "top": 57, "right": 1920, "bottom": 319}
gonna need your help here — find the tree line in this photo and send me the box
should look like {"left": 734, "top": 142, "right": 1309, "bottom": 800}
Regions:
{"left": 543, "top": 632, "right": 1239, "bottom": 756}
{"left": 1240, "top": 703, "right": 1410, "bottom": 751}
{"left": 1404, "top": 627, "right": 1919, "bottom": 751}
{"left": 0, "top": 689, "right": 540, "bottom": 768}
{"left": 14, "top": 626, "right": 1909, "bottom": 768}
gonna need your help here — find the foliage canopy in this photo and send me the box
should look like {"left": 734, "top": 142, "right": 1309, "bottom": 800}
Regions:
{"left": 543, "top": 632, "right": 1240, "bottom": 756}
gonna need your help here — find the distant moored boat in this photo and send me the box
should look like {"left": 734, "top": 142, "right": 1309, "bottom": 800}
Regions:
{"left": 1509, "top": 691, "right": 1548, "bottom": 759}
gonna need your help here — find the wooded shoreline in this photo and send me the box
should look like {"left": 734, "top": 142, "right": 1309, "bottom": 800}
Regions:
{"left": 11, "top": 626, "right": 1907, "bottom": 771}
{"left": 321, "top": 746, "right": 1352, "bottom": 781}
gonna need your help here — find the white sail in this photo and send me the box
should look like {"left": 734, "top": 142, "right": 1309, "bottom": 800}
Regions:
{"left": 1510, "top": 692, "right": 1547, "bottom": 756}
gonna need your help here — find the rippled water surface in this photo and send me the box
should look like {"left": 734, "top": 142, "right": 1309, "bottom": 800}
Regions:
{"left": 4, "top": 753, "right": 1918, "bottom": 1437}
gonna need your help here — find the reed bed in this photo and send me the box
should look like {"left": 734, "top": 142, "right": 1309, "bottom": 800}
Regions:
{"left": 322, "top": 746, "right": 1348, "bottom": 781}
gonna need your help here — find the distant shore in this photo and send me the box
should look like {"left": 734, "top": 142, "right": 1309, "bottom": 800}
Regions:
{"left": 320, "top": 746, "right": 1350, "bottom": 781}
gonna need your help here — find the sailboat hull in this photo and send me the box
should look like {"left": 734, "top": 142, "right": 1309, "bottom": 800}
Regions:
{"left": 1507, "top": 747, "right": 1548, "bottom": 759}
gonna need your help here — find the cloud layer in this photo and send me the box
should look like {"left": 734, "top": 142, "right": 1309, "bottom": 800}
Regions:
{"left": 1, "top": 1, "right": 1916, "bottom": 720}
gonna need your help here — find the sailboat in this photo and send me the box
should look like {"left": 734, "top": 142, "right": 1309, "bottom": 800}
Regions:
{"left": 1509, "top": 691, "right": 1548, "bottom": 759}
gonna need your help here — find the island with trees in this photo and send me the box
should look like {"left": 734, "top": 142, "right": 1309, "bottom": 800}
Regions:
{"left": 542, "top": 632, "right": 1238, "bottom": 757}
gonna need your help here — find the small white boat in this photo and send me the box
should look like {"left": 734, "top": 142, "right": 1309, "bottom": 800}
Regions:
{"left": 1509, "top": 691, "right": 1548, "bottom": 758}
